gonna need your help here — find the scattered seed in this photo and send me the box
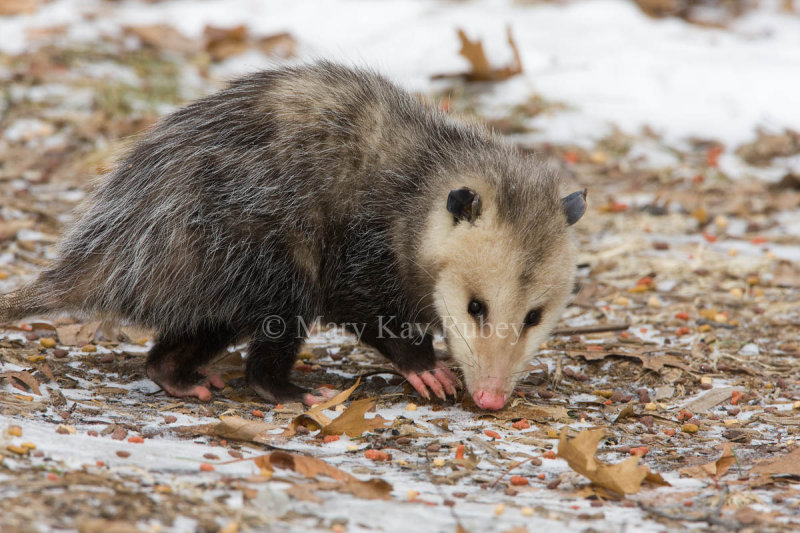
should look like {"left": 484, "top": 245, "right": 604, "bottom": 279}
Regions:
{"left": 629, "top": 446, "right": 649, "bottom": 456}
{"left": 494, "top": 503, "right": 505, "bottom": 516}
{"left": 426, "top": 443, "right": 441, "bottom": 452}
{"left": 512, "top": 418, "right": 530, "bottom": 430}
{"left": 365, "top": 449, "right": 389, "bottom": 461}
{"left": 52, "top": 349, "right": 69, "bottom": 358}
{"left": 228, "top": 450, "right": 243, "bottom": 459}
{"left": 405, "top": 403, "right": 417, "bottom": 411}
{"left": 731, "top": 390, "right": 742, "bottom": 405}
{"left": 396, "top": 437, "right": 412, "bottom": 445}
{"left": 433, "top": 458, "right": 446, "bottom": 467}
{"left": 455, "top": 444, "right": 465, "bottom": 460}
{"left": 251, "top": 409, "right": 264, "bottom": 418}
{"left": 663, "top": 428, "right": 676, "bottom": 436}
{"left": 509, "top": 475, "right": 528, "bottom": 486}
{"left": 484, "top": 429, "right": 501, "bottom": 440}
{"left": 39, "top": 338, "right": 57, "bottom": 348}
{"left": 81, "top": 344, "right": 97, "bottom": 353}
{"left": 127, "top": 436, "right": 144, "bottom": 444}
{"left": 682, "top": 423, "right": 699, "bottom": 434}
{"left": 546, "top": 479, "right": 561, "bottom": 489}
{"left": 323, "top": 435, "right": 340, "bottom": 444}
{"left": 543, "top": 450, "right": 557, "bottom": 460}
{"left": 163, "top": 415, "right": 177, "bottom": 424}
{"left": 200, "top": 463, "right": 215, "bottom": 472}
{"left": 8, "top": 426, "right": 22, "bottom": 437}
{"left": 116, "top": 451, "right": 130, "bottom": 458}
{"left": 521, "top": 507, "right": 534, "bottom": 517}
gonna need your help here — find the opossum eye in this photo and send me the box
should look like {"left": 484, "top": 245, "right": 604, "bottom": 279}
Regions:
{"left": 523, "top": 308, "right": 543, "bottom": 328}
{"left": 467, "top": 299, "right": 486, "bottom": 319}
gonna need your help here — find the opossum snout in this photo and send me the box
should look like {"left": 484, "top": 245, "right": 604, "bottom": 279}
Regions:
{"left": 471, "top": 376, "right": 510, "bottom": 411}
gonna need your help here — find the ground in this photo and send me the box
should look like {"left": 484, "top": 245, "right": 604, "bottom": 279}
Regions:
{"left": 1, "top": 1, "right": 799, "bottom": 532}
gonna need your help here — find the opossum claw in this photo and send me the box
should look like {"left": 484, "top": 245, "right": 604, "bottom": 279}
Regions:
{"left": 421, "top": 372, "right": 446, "bottom": 400}
{"left": 432, "top": 364, "right": 459, "bottom": 396}
{"left": 403, "top": 371, "right": 431, "bottom": 400}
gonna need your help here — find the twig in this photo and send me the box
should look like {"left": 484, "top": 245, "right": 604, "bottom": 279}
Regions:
{"left": 551, "top": 323, "right": 630, "bottom": 336}
{"left": 488, "top": 457, "right": 535, "bottom": 488}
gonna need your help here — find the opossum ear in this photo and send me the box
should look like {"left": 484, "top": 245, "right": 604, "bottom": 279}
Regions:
{"left": 562, "top": 189, "right": 587, "bottom": 226}
{"left": 447, "top": 187, "right": 482, "bottom": 223}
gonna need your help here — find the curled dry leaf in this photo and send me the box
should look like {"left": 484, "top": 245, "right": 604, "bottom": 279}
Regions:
{"left": 321, "top": 398, "right": 390, "bottom": 437}
{"left": 750, "top": 447, "right": 800, "bottom": 478}
{"left": 558, "top": 428, "right": 670, "bottom": 496}
{"left": 287, "top": 377, "right": 361, "bottom": 435}
{"left": 254, "top": 451, "right": 392, "bottom": 500}
{"left": 56, "top": 321, "right": 101, "bottom": 347}
{"left": 434, "top": 26, "right": 522, "bottom": 82}
{"left": 0, "top": 370, "right": 42, "bottom": 395}
{"left": 125, "top": 25, "right": 198, "bottom": 54}
{"left": 680, "top": 443, "right": 736, "bottom": 479}
{"left": 208, "top": 416, "right": 279, "bottom": 441}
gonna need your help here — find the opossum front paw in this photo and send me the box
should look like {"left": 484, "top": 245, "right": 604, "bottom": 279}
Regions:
{"left": 400, "top": 362, "right": 460, "bottom": 401}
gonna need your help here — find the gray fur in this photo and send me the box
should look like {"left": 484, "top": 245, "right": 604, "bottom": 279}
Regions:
{"left": 0, "top": 61, "right": 577, "bottom": 401}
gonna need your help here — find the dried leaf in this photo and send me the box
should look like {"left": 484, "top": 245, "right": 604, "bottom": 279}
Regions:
{"left": 126, "top": 25, "right": 198, "bottom": 54}
{"left": 0, "top": 0, "right": 39, "bottom": 16}
{"left": 750, "top": 447, "right": 800, "bottom": 477}
{"left": 257, "top": 32, "right": 297, "bottom": 58}
{"left": 683, "top": 387, "right": 744, "bottom": 413}
{"left": 558, "top": 428, "right": 670, "bottom": 495}
{"left": 254, "top": 451, "right": 392, "bottom": 500}
{"left": 566, "top": 349, "right": 689, "bottom": 372}
{"left": 0, "top": 370, "right": 42, "bottom": 395}
{"left": 209, "top": 416, "right": 279, "bottom": 441}
{"left": 288, "top": 378, "right": 361, "bottom": 435}
{"left": 56, "top": 321, "right": 101, "bottom": 346}
{"left": 436, "top": 26, "right": 522, "bottom": 82}
{"left": 322, "top": 398, "right": 390, "bottom": 437}
{"left": 204, "top": 25, "right": 249, "bottom": 61}
{"left": 680, "top": 443, "right": 736, "bottom": 479}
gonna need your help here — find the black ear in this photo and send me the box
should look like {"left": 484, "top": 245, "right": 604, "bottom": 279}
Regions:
{"left": 447, "top": 187, "right": 482, "bottom": 223}
{"left": 562, "top": 189, "right": 587, "bottom": 225}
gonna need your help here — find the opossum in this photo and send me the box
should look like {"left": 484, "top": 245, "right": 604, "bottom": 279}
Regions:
{"left": 0, "top": 62, "right": 585, "bottom": 410}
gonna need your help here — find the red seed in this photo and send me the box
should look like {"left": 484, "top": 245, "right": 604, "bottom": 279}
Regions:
{"left": 252, "top": 409, "right": 265, "bottom": 418}
{"left": 731, "top": 390, "right": 742, "bottom": 405}
{"left": 676, "top": 327, "right": 691, "bottom": 336}
{"left": 542, "top": 450, "right": 557, "bottom": 460}
{"left": 509, "top": 475, "right": 528, "bottom": 486}
{"left": 127, "top": 436, "right": 144, "bottom": 444}
{"left": 200, "top": 463, "right": 215, "bottom": 472}
{"left": 703, "top": 232, "right": 718, "bottom": 243}
{"left": 629, "top": 446, "right": 649, "bottom": 456}
{"left": 636, "top": 276, "right": 654, "bottom": 286}
{"left": 365, "top": 449, "right": 389, "bottom": 461}
{"left": 455, "top": 444, "right": 465, "bottom": 460}
{"left": 537, "top": 473, "right": 546, "bottom": 480}
{"left": 96, "top": 461, "right": 105, "bottom": 467}
{"left": 47, "top": 473, "right": 59, "bottom": 481}
{"left": 484, "top": 430, "right": 501, "bottom": 440}
{"left": 674, "top": 312, "right": 690, "bottom": 321}
{"left": 512, "top": 419, "right": 530, "bottom": 430}
{"left": 323, "top": 435, "right": 340, "bottom": 444}
{"left": 663, "top": 428, "right": 676, "bottom": 436}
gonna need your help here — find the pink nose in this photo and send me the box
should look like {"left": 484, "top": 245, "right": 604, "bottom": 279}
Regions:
{"left": 473, "top": 389, "right": 508, "bottom": 411}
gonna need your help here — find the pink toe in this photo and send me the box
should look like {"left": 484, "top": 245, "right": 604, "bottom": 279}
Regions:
{"left": 190, "top": 385, "right": 212, "bottom": 402}
{"left": 421, "top": 372, "right": 446, "bottom": 400}
{"left": 433, "top": 368, "right": 457, "bottom": 396}
{"left": 404, "top": 371, "right": 430, "bottom": 400}
{"left": 207, "top": 375, "right": 225, "bottom": 389}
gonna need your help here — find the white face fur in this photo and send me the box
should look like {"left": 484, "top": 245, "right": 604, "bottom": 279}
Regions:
{"left": 420, "top": 183, "right": 578, "bottom": 410}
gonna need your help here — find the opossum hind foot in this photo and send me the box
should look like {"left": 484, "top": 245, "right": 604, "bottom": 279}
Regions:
{"left": 400, "top": 362, "right": 460, "bottom": 401}
{"left": 146, "top": 365, "right": 225, "bottom": 401}
{"left": 250, "top": 381, "right": 339, "bottom": 407}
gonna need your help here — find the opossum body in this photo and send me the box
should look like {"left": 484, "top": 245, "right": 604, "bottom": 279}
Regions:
{"left": 0, "top": 62, "right": 585, "bottom": 410}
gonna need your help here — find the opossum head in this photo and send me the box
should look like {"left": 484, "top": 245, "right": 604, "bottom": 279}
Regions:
{"left": 421, "top": 179, "right": 585, "bottom": 411}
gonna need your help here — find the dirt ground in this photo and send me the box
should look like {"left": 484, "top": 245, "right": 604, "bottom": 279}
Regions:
{"left": 1, "top": 3, "right": 800, "bottom": 532}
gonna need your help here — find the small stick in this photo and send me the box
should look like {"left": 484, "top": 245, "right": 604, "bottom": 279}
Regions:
{"left": 552, "top": 323, "right": 630, "bottom": 336}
